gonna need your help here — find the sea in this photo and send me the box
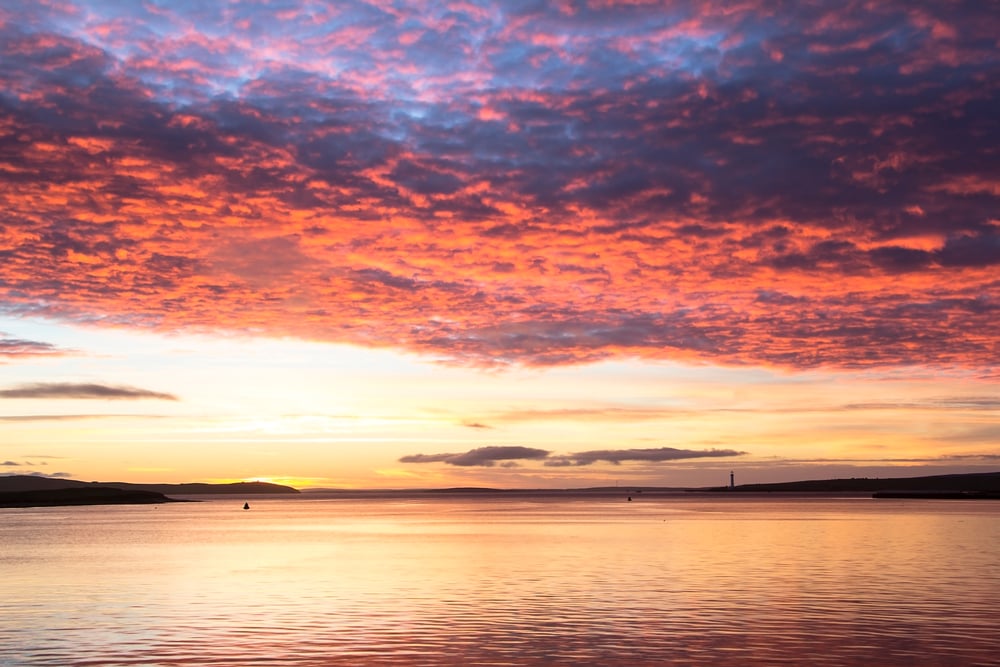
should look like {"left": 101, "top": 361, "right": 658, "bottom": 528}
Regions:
{"left": 2, "top": 492, "right": 998, "bottom": 666}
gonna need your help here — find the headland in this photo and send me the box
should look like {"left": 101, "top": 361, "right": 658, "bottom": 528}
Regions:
{"left": 0, "top": 475, "right": 300, "bottom": 508}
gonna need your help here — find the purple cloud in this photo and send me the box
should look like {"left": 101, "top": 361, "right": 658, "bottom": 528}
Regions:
{"left": 0, "top": 1, "right": 996, "bottom": 369}
{"left": 0, "top": 334, "right": 70, "bottom": 359}
{"left": 0, "top": 383, "right": 178, "bottom": 400}
{"left": 545, "top": 447, "right": 747, "bottom": 467}
{"left": 400, "top": 446, "right": 551, "bottom": 467}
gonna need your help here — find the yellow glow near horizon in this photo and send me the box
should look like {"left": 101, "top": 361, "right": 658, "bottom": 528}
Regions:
{"left": 1, "top": 319, "right": 998, "bottom": 489}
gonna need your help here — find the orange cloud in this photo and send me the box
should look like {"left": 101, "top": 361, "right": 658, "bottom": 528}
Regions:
{"left": 0, "top": 0, "right": 997, "bottom": 369}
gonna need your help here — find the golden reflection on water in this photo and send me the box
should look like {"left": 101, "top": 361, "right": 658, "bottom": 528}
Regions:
{"left": 2, "top": 495, "right": 999, "bottom": 665}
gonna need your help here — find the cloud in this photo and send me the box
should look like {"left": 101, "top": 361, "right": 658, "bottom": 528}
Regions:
{"left": 3, "top": 471, "right": 74, "bottom": 478}
{"left": 484, "top": 406, "right": 696, "bottom": 424}
{"left": 0, "top": 413, "right": 170, "bottom": 421}
{"left": 0, "top": 334, "right": 72, "bottom": 359}
{"left": 0, "top": 1, "right": 997, "bottom": 369}
{"left": 0, "top": 383, "right": 178, "bottom": 400}
{"left": 2, "top": 458, "right": 59, "bottom": 468}
{"left": 401, "top": 444, "right": 747, "bottom": 468}
{"left": 841, "top": 396, "right": 1000, "bottom": 411}
{"left": 400, "top": 445, "right": 550, "bottom": 467}
{"left": 545, "top": 447, "right": 747, "bottom": 467}
{"left": 749, "top": 454, "right": 1000, "bottom": 466}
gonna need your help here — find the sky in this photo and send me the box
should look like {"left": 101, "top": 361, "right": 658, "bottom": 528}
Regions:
{"left": 1, "top": 0, "right": 998, "bottom": 489}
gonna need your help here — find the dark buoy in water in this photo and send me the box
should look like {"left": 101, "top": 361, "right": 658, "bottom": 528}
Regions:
{"left": 627, "top": 496, "right": 632, "bottom": 502}
{"left": 243, "top": 502, "right": 250, "bottom": 510}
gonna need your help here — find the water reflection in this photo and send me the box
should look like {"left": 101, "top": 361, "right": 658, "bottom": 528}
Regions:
{"left": 3, "top": 495, "right": 999, "bottom": 665}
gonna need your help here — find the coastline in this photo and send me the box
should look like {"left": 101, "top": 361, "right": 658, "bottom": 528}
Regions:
{"left": 0, "top": 486, "right": 185, "bottom": 508}
{"left": 3, "top": 470, "right": 999, "bottom": 506}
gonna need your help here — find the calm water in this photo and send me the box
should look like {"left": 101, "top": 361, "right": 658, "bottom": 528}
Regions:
{"left": 2, "top": 493, "right": 999, "bottom": 666}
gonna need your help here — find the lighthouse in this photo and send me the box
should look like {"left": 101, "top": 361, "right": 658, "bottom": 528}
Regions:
{"left": 730, "top": 471, "right": 735, "bottom": 489}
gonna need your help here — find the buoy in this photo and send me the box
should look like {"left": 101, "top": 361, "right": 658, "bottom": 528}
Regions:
{"left": 243, "top": 502, "right": 250, "bottom": 510}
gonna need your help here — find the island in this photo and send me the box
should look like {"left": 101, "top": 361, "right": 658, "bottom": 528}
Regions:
{"left": 0, "top": 475, "right": 300, "bottom": 508}
{"left": 0, "top": 486, "right": 180, "bottom": 508}
{"left": 703, "top": 470, "right": 1000, "bottom": 498}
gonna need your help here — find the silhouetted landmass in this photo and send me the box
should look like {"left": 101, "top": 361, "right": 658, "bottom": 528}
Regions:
{"left": 871, "top": 490, "right": 1000, "bottom": 499}
{"left": 305, "top": 486, "right": 692, "bottom": 498}
{"left": 434, "top": 487, "right": 505, "bottom": 493}
{"left": 100, "top": 481, "right": 300, "bottom": 495}
{"left": 6, "top": 473, "right": 999, "bottom": 502}
{"left": 705, "top": 471, "right": 1000, "bottom": 496}
{"left": 0, "top": 475, "right": 299, "bottom": 495}
{"left": 0, "top": 486, "right": 181, "bottom": 508}
{"left": 0, "top": 476, "right": 99, "bottom": 493}
{"left": 575, "top": 487, "right": 685, "bottom": 493}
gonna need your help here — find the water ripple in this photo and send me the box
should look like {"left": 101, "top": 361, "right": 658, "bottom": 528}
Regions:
{"left": 3, "top": 496, "right": 999, "bottom": 666}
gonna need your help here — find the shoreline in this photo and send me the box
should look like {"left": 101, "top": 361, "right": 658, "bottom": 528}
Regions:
{"left": 0, "top": 486, "right": 186, "bottom": 508}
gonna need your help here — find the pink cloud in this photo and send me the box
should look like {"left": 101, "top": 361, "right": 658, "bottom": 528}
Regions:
{"left": 0, "top": 0, "right": 996, "bottom": 369}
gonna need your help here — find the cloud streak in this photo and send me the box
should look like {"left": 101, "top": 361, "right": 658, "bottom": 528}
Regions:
{"left": 401, "top": 445, "right": 745, "bottom": 468}
{"left": 0, "top": 334, "right": 71, "bottom": 359}
{"left": 0, "top": 382, "right": 178, "bottom": 400}
{"left": 400, "top": 446, "right": 550, "bottom": 467}
{"left": 0, "top": 413, "right": 170, "bottom": 421}
{"left": 545, "top": 447, "right": 747, "bottom": 467}
{"left": 0, "top": 471, "right": 73, "bottom": 478}
{"left": 0, "top": 1, "right": 997, "bottom": 369}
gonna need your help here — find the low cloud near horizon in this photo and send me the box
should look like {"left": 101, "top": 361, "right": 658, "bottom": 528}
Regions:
{"left": 400, "top": 446, "right": 551, "bottom": 467}
{"left": 0, "top": 382, "right": 178, "bottom": 401}
{"left": 0, "top": 470, "right": 74, "bottom": 478}
{"left": 546, "top": 447, "right": 747, "bottom": 467}
{"left": 2, "top": 458, "right": 62, "bottom": 470}
{"left": 401, "top": 445, "right": 746, "bottom": 468}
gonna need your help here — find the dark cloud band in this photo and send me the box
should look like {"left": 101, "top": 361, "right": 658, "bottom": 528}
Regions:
{"left": 545, "top": 447, "right": 747, "bottom": 467}
{"left": 0, "top": 383, "right": 178, "bottom": 400}
{"left": 400, "top": 446, "right": 551, "bottom": 467}
{"left": 401, "top": 445, "right": 746, "bottom": 468}
{"left": 0, "top": 335, "right": 69, "bottom": 359}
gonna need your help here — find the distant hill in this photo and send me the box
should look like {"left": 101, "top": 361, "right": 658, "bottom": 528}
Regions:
{"left": 706, "top": 471, "right": 1000, "bottom": 494}
{"left": 99, "top": 481, "right": 300, "bottom": 495}
{"left": 0, "top": 486, "right": 179, "bottom": 508}
{"left": 0, "top": 475, "right": 300, "bottom": 495}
